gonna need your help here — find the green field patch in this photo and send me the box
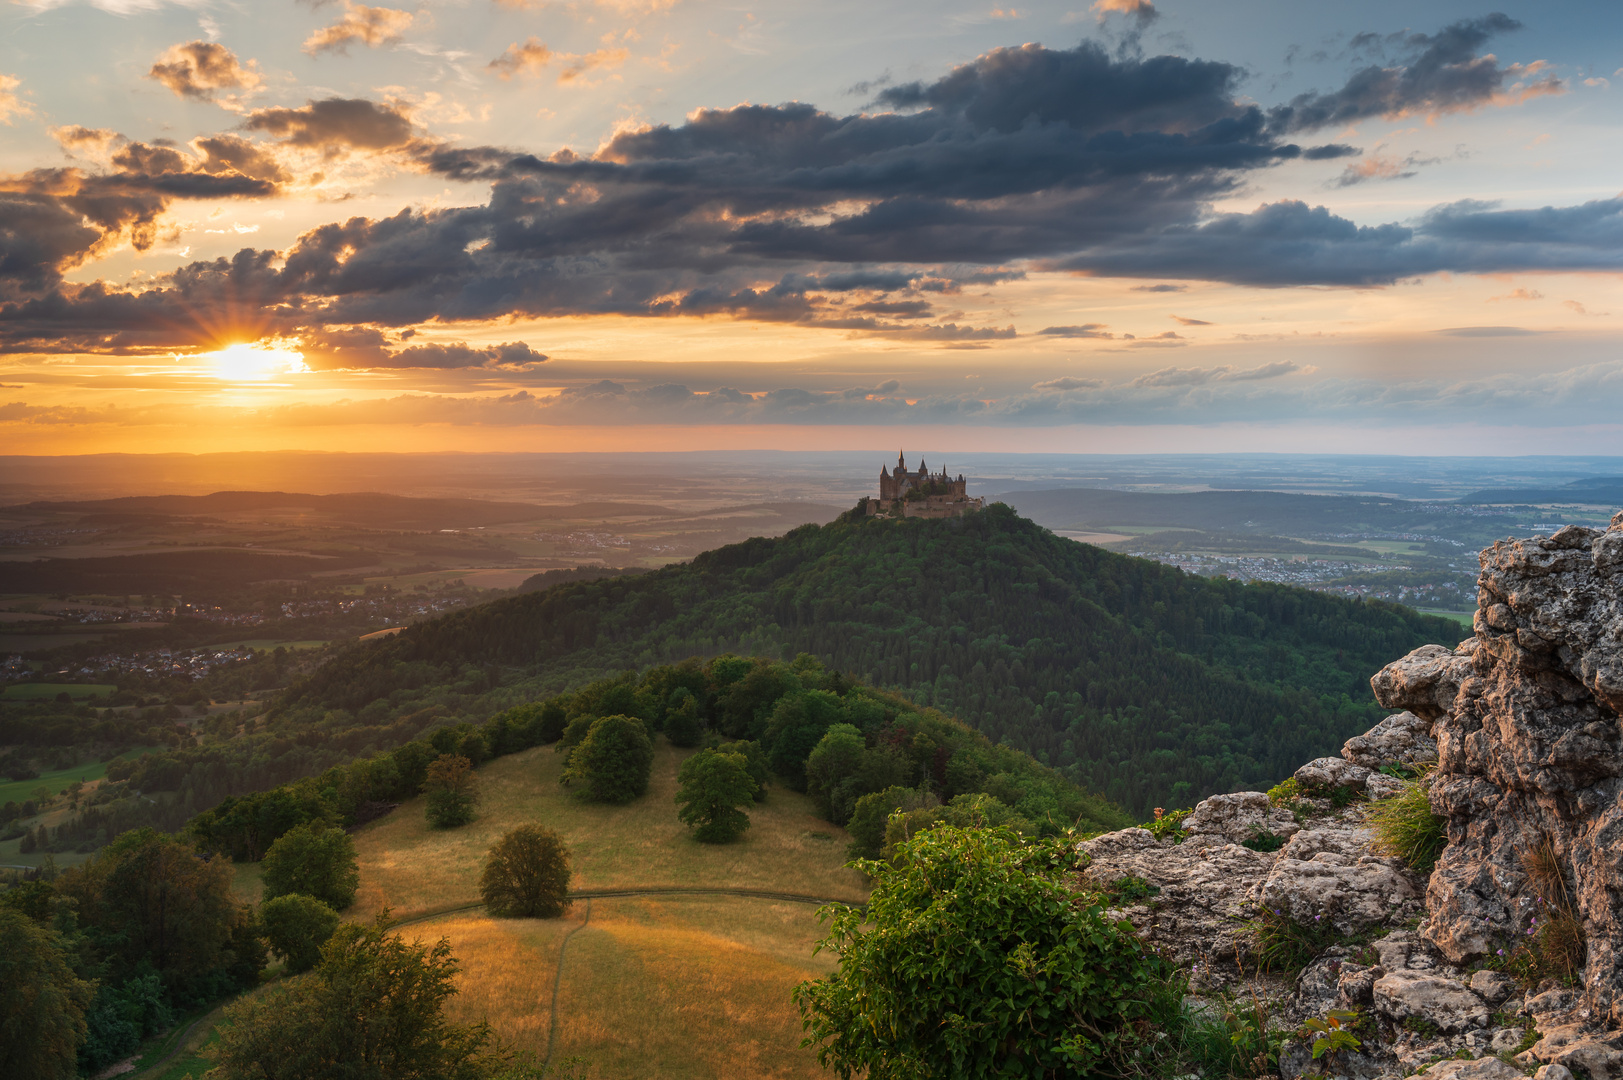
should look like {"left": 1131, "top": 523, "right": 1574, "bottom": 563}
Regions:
{"left": 1419, "top": 609, "right": 1475, "bottom": 628}
{"left": 0, "top": 745, "right": 160, "bottom": 805}
{"left": 0, "top": 682, "right": 117, "bottom": 701}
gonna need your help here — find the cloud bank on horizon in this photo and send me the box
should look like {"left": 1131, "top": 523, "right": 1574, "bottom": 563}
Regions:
{"left": 0, "top": 0, "right": 1619, "bottom": 450}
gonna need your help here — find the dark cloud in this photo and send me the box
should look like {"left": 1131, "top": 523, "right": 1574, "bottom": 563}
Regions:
{"left": 1130, "top": 360, "right": 1299, "bottom": 386}
{"left": 1131, "top": 283, "right": 1186, "bottom": 292}
{"left": 1267, "top": 16, "right": 1562, "bottom": 133}
{"left": 1036, "top": 324, "right": 1113, "bottom": 338}
{"left": 0, "top": 25, "right": 1609, "bottom": 357}
{"left": 245, "top": 99, "right": 416, "bottom": 155}
{"left": 1033, "top": 376, "right": 1104, "bottom": 391}
{"left": 148, "top": 41, "right": 261, "bottom": 103}
{"left": 1170, "top": 315, "right": 1210, "bottom": 325}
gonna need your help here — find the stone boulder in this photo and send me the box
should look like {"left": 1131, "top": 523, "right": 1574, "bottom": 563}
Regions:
{"left": 1423, "top": 1059, "right": 1525, "bottom": 1080}
{"left": 1076, "top": 827, "right": 1275, "bottom": 975}
{"left": 1372, "top": 969, "right": 1489, "bottom": 1033}
{"left": 1251, "top": 826, "right": 1424, "bottom": 932}
{"left": 1293, "top": 756, "right": 1371, "bottom": 793}
{"left": 1342, "top": 710, "right": 1438, "bottom": 769}
{"left": 1178, "top": 791, "right": 1299, "bottom": 846}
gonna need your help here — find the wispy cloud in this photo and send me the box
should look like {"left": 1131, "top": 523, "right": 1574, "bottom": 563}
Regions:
{"left": 304, "top": 3, "right": 414, "bottom": 56}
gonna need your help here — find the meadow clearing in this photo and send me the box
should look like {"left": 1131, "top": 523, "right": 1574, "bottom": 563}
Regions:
{"left": 198, "top": 739, "right": 869, "bottom": 1080}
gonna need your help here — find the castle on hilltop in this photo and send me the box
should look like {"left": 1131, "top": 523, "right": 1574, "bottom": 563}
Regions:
{"left": 868, "top": 451, "right": 985, "bottom": 518}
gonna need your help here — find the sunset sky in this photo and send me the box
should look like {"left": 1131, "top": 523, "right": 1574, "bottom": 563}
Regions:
{"left": 2, "top": 0, "right": 1620, "bottom": 456}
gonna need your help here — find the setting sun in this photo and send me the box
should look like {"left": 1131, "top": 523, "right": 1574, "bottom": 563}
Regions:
{"left": 205, "top": 341, "right": 311, "bottom": 382}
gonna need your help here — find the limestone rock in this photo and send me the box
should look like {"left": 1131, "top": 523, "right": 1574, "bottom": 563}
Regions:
{"left": 1372, "top": 970, "right": 1489, "bottom": 1033}
{"left": 1371, "top": 643, "right": 1473, "bottom": 721}
{"left": 1535, "top": 1065, "right": 1576, "bottom": 1080}
{"left": 1364, "top": 772, "right": 1408, "bottom": 800}
{"left": 1252, "top": 826, "right": 1424, "bottom": 932}
{"left": 1422, "top": 1058, "right": 1524, "bottom": 1080}
{"left": 1527, "top": 1025, "right": 1623, "bottom": 1080}
{"left": 1076, "top": 827, "right": 1276, "bottom": 971}
{"left": 1343, "top": 710, "right": 1439, "bottom": 769}
{"left": 1370, "top": 517, "right": 1623, "bottom": 1028}
{"left": 1179, "top": 790, "right": 1299, "bottom": 845}
{"left": 1469, "top": 970, "right": 1516, "bottom": 1006}
{"left": 1294, "top": 756, "right": 1371, "bottom": 793}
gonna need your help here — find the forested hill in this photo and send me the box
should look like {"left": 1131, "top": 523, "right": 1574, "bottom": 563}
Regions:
{"left": 281, "top": 503, "right": 1463, "bottom": 815}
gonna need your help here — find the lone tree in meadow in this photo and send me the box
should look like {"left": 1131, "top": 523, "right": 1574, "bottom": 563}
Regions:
{"left": 423, "top": 754, "right": 478, "bottom": 828}
{"left": 479, "top": 825, "right": 572, "bottom": 918}
{"left": 561, "top": 715, "right": 653, "bottom": 803}
{"left": 261, "top": 893, "right": 341, "bottom": 974}
{"left": 261, "top": 820, "right": 360, "bottom": 910}
{"left": 675, "top": 749, "right": 756, "bottom": 844}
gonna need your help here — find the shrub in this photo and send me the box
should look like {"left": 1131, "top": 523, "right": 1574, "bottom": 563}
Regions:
{"left": 562, "top": 715, "right": 653, "bottom": 803}
{"left": 794, "top": 825, "right": 1180, "bottom": 1078}
{"left": 1141, "top": 806, "right": 1192, "bottom": 842}
{"left": 212, "top": 912, "right": 493, "bottom": 1080}
{"left": 1366, "top": 770, "right": 1445, "bottom": 872}
{"left": 479, "top": 825, "right": 572, "bottom": 918}
{"left": 261, "top": 821, "right": 360, "bottom": 910}
{"left": 675, "top": 749, "right": 756, "bottom": 843}
{"left": 423, "top": 754, "right": 478, "bottom": 828}
{"left": 262, "top": 894, "right": 341, "bottom": 974}
{"left": 845, "top": 786, "right": 929, "bottom": 860}
{"left": 1242, "top": 830, "right": 1287, "bottom": 853}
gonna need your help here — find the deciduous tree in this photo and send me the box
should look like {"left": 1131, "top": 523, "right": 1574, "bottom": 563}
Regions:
{"left": 261, "top": 820, "right": 359, "bottom": 910}
{"left": 675, "top": 749, "right": 756, "bottom": 843}
{"left": 261, "top": 893, "right": 341, "bottom": 973}
{"left": 212, "top": 911, "right": 492, "bottom": 1080}
{"left": 479, "top": 825, "right": 572, "bottom": 918}
{"left": 561, "top": 715, "right": 653, "bottom": 803}
{"left": 0, "top": 906, "right": 93, "bottom": 1080}
{"left": 423, "top": 754, "right": 478, "bottom": 828}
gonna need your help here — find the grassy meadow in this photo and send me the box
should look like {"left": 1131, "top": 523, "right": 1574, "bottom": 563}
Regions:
{"left": 215, "top": 739, "right": 867, "bottom": 1079}
{"left": 344, "top": 741, "right": 869, "bottom": 918}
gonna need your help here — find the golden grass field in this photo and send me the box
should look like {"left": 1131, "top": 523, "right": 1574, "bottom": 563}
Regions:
{"left": 345, "top": 741, "right": 870, "bottom": 917}
{"left": 224, "top": 740, "right": 867, "bottom": 1079}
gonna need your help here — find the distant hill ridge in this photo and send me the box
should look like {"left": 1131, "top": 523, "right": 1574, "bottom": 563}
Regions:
{"left": 283, "top": 503, "right": 1460, "bottom": 815}
{"left": 10, "top": 490, "right": 680, "bottom": 528}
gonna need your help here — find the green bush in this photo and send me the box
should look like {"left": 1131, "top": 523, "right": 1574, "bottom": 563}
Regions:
{"left": 844, "top": 786, "right": 930, "bottom": 860}
{"left": 213, "top": 912, "right": 493, "bottom": 1080}
{"left": 1366, "top": 771, "right": 1445, "bottom": 873}
{"left": 1141, "top": 807, "right": 1192, "bottom": 842}
{"left": 675, "top": 749, "right": 756, "bottom": 843}
{"left": 261, "top": 821, "right": 360, "bottom": 910}
{"left": 423, "top": 754, "right": 478, "bottom": 829}
{"left": 794, "top": 826, "right": 1180, "bottom": 1078}
{"left": 562, "top": 715, "right": 654, "bottom": 804}
{"left": 479, "top": 825, "right": 572, "bottom": 918}
{"left": 262, "top": 894, "right": 341, "bottom": 973}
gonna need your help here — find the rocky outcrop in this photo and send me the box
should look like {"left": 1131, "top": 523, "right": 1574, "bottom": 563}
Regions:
{"left": 1373, "top": 515, "right": 1623, "bottom": 1033}
{"left": 1076, "top": 517, "right": 1623, "bottom": 1077}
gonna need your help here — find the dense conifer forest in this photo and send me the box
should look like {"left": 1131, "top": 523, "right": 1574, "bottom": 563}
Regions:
{"left": 282, "top": 503, "right": 1460, "bottom": 814}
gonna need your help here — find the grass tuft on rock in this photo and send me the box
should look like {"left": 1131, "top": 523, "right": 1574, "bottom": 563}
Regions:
{"left": 1365, "top": 769, "right": 1446, "bottom": 873}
